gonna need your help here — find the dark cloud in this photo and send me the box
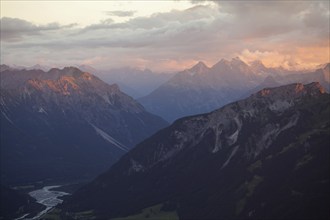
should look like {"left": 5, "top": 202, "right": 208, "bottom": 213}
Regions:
{"left": 215, "top": 1, "right": 329, "bottom": 40}
{"left": 105, "top": 10, "right": 136, "bottom": 17}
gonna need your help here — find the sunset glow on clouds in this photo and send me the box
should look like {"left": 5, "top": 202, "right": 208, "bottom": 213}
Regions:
{"left": 0, "top": 1, "right": 329, "bottom": 72}
{"left": 238, "top": 47, "right": 329, "bottom": 70}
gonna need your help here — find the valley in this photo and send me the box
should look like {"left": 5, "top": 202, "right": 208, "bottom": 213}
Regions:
{"left": 17, "top": 185, "right": 69, "bottom": 220}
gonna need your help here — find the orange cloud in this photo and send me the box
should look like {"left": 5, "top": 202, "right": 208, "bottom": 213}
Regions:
{"left": 238, "top": 47, "right": 329, "bottom": 70}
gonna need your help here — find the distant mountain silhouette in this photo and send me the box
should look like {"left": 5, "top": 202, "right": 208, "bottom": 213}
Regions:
{"left": 97, "top": 67, "right": 174, "bottom": 98}
{"left": 139, "top": 59, "right": 330, "bottom": 122}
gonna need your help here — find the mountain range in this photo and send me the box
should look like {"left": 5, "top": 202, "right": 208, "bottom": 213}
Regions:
{"left": 139, "top": 58, "right": 330, "bottom": 122}
{"left": 1, "top": 61, "right": 329, "bottom": 220}
{"left": 0, "top": 65, "right": 167, "bottom": 185}
{"left": 61, "top": 82, "right": 330, "bottom": 220}
{"left": 3, "top": 64, "right": 175, "bottom": 99}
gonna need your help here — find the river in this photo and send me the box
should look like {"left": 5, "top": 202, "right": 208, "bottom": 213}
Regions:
{"left": 15, "top": 185, "right": 69, "bottom": 220}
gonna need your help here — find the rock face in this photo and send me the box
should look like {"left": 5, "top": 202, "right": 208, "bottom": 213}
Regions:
{"left": 63, "top": 82, "right": 330, "bottom": 220}
{"left": 0, "top": 66, "right": 167, "bottom": 185}
{"left": 139, "top": 59, "right": 330, "bottom": 122}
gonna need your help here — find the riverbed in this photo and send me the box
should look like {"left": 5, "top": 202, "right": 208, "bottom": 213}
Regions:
{"left": 15, "top": 185, "right": 69, "bottom": 220}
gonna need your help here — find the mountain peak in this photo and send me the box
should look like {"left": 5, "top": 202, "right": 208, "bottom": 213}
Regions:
{"left": 184, "top": 61, "right": 209, "bottom": 76}
{"left": 215, "top": 58, "right": 229, "bottom": 65}
{"left": 212, "top": 57, "right": 248, "bottom": 69}
{"left": 191, "top": 61, "right": 208, "bottom": 70}
{"left": 0, "top": 64, "right": 11, "bottom": 72}
{"left": 78, "top": 64, "right": 97, "bottom": 74}
{"left": 196, "top": 61, "right": 207, "bottom": 66}
{"left": 230, "top": 57, "right": 248, "bottom": 66}
{"left": 62, "top": 66, "right": 83, "bottom": 73}
{"left": 256, "top": 82, "right": 326, "bottom": 99}
{"left": 47, "top": 66, "right": 85, "bottom": 79}
{"left": 250, "top": 60, "right": 266, "bottom": 69}
{"left": 27, "top": 64, "right": 50, "bottom": 72}
{"left": 305, "top": 82, "right": 326, "bottom": 94}
{"left": 232, "top": 56, "right": 242, "bottom": 61}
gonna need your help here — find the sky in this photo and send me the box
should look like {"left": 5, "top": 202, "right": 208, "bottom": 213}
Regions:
{"left": 0, "top": 0, "right": 329, "bottom": 72}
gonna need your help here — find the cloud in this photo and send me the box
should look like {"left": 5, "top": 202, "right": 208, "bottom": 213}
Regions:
{"left": 1, "top": 1, "right": 329, "bottom": 72}
{"left": 238, "top": 46, "right": 330, "bottom": 71}
{"left": 105, "top": 10, "right": 136, "bottom": 17}
{"left": 216, "top": 1, "right": 329, "bottom": 39}
{"left": 0, "top": 17, "right": 77, "bottom": 42}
